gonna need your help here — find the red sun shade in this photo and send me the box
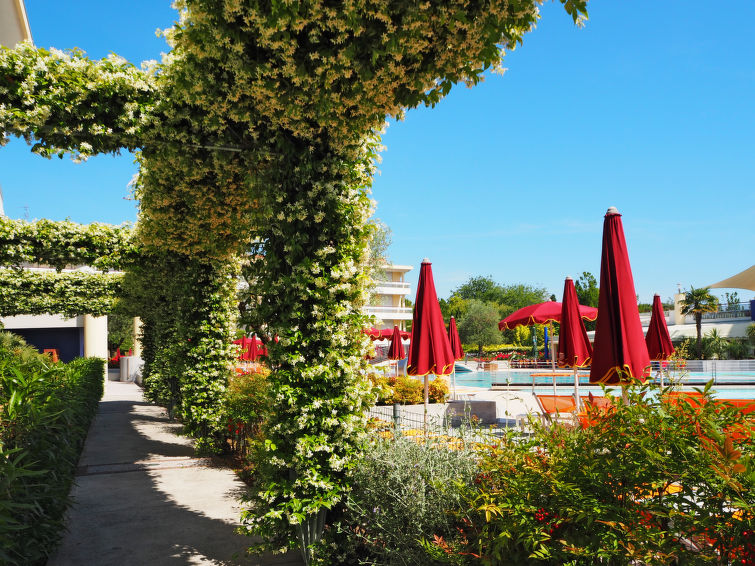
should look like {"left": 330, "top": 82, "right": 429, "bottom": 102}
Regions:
{"left": 589, "top": 208, "right": 650, "bottom": 384}
{"left": 448, "top": 316, "right": 464, "bottom": 361}
{"left": 499, "top": 301, "right": 598, "bottom": 331}
{"left": 557, "top": 277, "right": 593, "bottom": 368}
{"left": 645, "top": 294, "right": 675, "bottom": 361}
{"left": 407, "top": 260, "right": 454, "bottom": 376}
{"left": 387, "top": 325, "right": 406, "bottom": 361}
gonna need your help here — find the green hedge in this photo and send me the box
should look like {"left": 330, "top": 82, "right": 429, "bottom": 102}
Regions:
{"left": 0, "top": 337, "right": 104, "bottom": 565}
{"left": 0, "top": 217, "right": 135, "bottom": 272}
{"left": 0, "top": 269, "right": 122, "bottom": 317}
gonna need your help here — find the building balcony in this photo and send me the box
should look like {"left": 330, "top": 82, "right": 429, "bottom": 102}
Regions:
{"left": 372, "top": 280, "right": 411, "bottom": 295}
{"left": 364, "top": 305, "right": 413, "bottom": 321}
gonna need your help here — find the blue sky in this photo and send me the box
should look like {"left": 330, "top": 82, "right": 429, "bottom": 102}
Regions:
{"left": 2, "top": 1, "right": 753, "bottom": 304}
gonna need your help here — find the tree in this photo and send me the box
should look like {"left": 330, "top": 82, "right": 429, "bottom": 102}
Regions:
{"left": 575, "top": 271, "right": 599, "bottom": 307}
{"left": 457, "top": 300, "right": 501, "bottom": 357}
{"left": 679, "top": 287, "right": 719, "bottom": 357}
{"left": 453, "top": 276, "right": 506, "bottom": 304}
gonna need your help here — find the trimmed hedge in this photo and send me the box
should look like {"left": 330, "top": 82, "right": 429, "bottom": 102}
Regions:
{"left": 0, "top": 337, "right": 104, "bottom": 565}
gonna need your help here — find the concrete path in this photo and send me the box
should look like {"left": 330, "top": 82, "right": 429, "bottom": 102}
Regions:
{"left": 48, "top": 380, "right": 303, "bottom": 566}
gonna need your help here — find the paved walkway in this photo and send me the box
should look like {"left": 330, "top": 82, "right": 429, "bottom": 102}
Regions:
{"left": 48, "top": 380, "right": 303, "bottom": 566}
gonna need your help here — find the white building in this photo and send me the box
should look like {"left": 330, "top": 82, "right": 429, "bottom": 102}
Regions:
{"left": 364, "top": 264, "right": 413, "bottom": 330}
{"left": 0, "top": 0, "right": 31, "bottom": 48}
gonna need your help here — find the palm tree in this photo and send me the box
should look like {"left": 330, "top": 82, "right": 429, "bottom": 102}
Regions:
{"left": 679, "top": 287, "right": 719, "bottom": 357}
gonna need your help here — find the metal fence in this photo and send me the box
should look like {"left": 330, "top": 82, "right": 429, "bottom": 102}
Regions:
{"left": 367, "top": 403, "right": 520, "bottom": 442}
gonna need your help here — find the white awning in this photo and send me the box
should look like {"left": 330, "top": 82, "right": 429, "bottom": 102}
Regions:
{"left": 708, "top": 264, "right": 755, "bottom": 292}
{"left": 0, "top": 0, "right": 32, "bottom": 47}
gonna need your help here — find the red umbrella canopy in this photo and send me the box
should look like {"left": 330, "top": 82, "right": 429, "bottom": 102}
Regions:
{"left": 233, "top": 336, "right": 252, "bottom": 361}
{"left": 646, "top": 294, "right": 675, "bottom": 361}
{"left": 557, "top": 277, "right": 593, "bottom": 368}
{"left": 387, "top": 325, "right": 406, "bottom": 360}
{"left": 498, "top": 301, "right": 598, "bottom": 330}
{"left": 590, "top": 208, "right": 650, "bottom": 384}
{"left": 407, "top": 260, "right": 455, "bottom": 376}
{"left": 250, "top": 335, "right": 268, "bottom": 361}
{"left": 448, "top": 316, "right": 464, "bottom": 361}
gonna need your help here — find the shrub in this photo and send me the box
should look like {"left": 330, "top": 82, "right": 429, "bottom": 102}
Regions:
{"left": 0, "top": 335, "right": 104, "bottom": 565}
{"left": 372, "top": 375, "right": 449, "bottom": 405}
{"left": 313, "top": 437, "right": 478, "bottom": 565}
{"left": 222, "top": 364, "right": 270, "bottom": 456}
{"left": 428, "top": 380, "right": 755, "bottom": 565}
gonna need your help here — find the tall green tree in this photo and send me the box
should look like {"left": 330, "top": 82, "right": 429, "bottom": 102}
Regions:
{"left": 575, "top": 271, "right": 599, "bottom": 307}
{"left": 679, "top": 286, "right": 719, "bottom": 357}
{"left": 457, "top": 300, "right": 501, "bottom": 357}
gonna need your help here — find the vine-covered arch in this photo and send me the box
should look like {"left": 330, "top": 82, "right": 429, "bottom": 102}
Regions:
{"left": 1, "top": 0, "right": 588, "bottom": 557}
{"left": 0, "top": 217, "right": 132, "bottom": 316}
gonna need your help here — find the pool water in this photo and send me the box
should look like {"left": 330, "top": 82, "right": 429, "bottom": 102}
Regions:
{"left": 453, "top": 370, "right": 755, "bottom": 399}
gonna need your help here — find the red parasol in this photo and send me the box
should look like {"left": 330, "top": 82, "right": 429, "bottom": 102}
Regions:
{"left": 407, "top": 259, "right": 454, "bottom": 430}
{"left": 590, "top": 208, "right": 650, "bottom": 385}
{"left": 499, "top": 301, "right": 598, "bottom": 330}
{"left": 645, "top": 294, "right": 675, "bottom": 361}
{"left": 557, "top": 277, "right": 593, "bottom": 411}
{"left": 447, "top": 317, "right": 464, "bottom": 360}
{"left": 363, "top": 327, "right": 410, "bottom": 341}
{"left": 447, "top": 316, "right": 464, "bottom": 400}
{"left": 387, "top": 325, "right": 406, "bottom": 361}
{"left": 249, "top": 334, "right": 267, "bottom": 361}
{"left": 557, "top": 277, "right": 593, "bottom": 369}
{"left": 233, "top": 336, "right": 252, "bottom": 361}
{"left": 407, "top": 260, "right": 455, "bottom": 377}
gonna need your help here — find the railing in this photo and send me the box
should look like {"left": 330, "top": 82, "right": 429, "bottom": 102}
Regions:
{"left": 373, "top": 280, "right": 411, "bottom": 290}
{"left": 364, "top": 305, "right": 413, "bottom": 315}
{"left": 700, "top": 304, "right": 751, "bottom": 320}
{"left": 367, "top": 404, "right": 513, "bottom": 440}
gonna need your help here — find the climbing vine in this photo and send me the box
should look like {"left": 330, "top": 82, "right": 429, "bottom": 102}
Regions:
{"left": 1, "top": 0, "right": 589, "bottom": 559}
{"left": 0, "top": 217, "right": 134, "bottom": 271}
{"left": 0, "top": 269, "right": 122, "bottom": 317}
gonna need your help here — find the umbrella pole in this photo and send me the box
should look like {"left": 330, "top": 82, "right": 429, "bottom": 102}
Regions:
{"left": 574, "top": 367, "right": 580, "bottom": 413}
{"left": 424, "top": 375, "right": 429, "bottom": 436}
{"left": 553, "top": 371, "right": 557, "bottom": 398}
{"left": 451, "top": 366, "right": 456, "bottom": 401}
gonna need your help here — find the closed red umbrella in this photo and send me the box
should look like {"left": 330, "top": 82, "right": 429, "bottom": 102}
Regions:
{"left": 447, "top": 316, "right": 464, "bottom": 400}
{"left": 387, "top": 325, "right": 405, "bottom": 377}
{"left": 645, "top": 295, "right": 674, "bottom": 361}
{"left": 646, "top": 294, "right": 675, "bottom": 386}
{"left": 408, "top": 259, "right": 454, "bottom": 429}
{"left": 233, "top": 336, "right": 252, "bottom": 361}
{"left": 499, "top": 301, "right": 598, "bottom": 330}
{"left": 248, "top": 334, "right": 268, "bottom": 361}
{"left": 387, "top": 325, "right": 406, "bottom": 360}
{"left": 590, "top": 208, "right": 650, "bottom": 385}
{"left": 558, "top": 277, "right": 593, "bottom": 410}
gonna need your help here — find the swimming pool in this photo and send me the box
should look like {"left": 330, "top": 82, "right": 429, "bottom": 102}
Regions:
{"left": 453, "top": 370, "right": 755, "bottom": 399}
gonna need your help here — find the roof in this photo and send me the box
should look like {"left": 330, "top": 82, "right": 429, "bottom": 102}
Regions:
{"left": 709, "top": 264, "right": 755, "bottom": 292}
{"left": 0, "top": 0, "right": 32, "bottom": 47}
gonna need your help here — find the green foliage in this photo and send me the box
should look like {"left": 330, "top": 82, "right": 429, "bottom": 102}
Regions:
{"left": 746, "top": 323, "right": 755, "bottom": 344}
{"left": 0, "top": 269, "right": 122, "bottom": 317}
{"left": 574, "top": 271, "right": 599, "bottom": 307}
{"left": 372, "top": 375, "right": 449, "bottom": 405}
{"left": 223, "top": 366, "right": 271, "bottom": 457}
{"left": 0, "top": 43, "right": 156, "bottom": 159}
{"left": 312, "top": 437, "right": 478, "bottom": 566}
{"left": 107, "top": 306, "right": 134, "bottom": 354}
{"left": 1, "top": 1, "right": 590, "bottom": 560}
{"left": 0, "top": 335, "right": 104, "bottom": 565}
{"left": 431, "top": 381, "right": 755, "bottom": 565}
{"left": 0, "top": 217, "right": 135, "bottom": 271}
{"left": 0, "top": 217, "right": 133, "bottom": 318}
{"left": 121, "top": 254, "right": 239, "bottom": 450}
{"left": 458, "top": 300, "right": 501, "bottom": 357}
{"left": 680, "top": 286, "right": 719, "bottom": 357}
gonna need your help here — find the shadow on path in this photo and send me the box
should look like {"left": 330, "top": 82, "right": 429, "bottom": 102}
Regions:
{"left": 47, "top": 382, "right": 302, "bottom": 566}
